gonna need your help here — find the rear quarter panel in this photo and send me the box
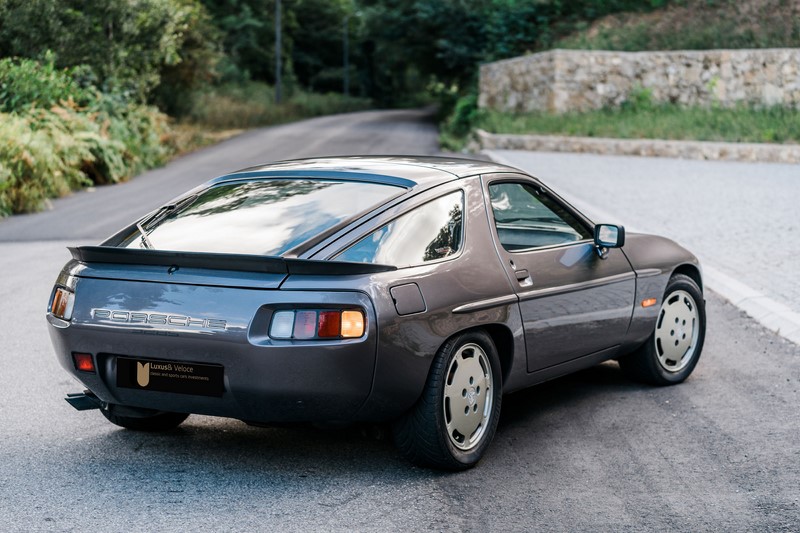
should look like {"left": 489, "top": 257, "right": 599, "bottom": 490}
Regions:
{"left": 286, "top": 176, "right": 525, "bottom": 420}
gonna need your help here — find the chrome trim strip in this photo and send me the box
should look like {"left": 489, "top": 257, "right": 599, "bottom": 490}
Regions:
{"left": 452, "top": 294, "right": 519, "bottom": 314}
{"left": 517, "top": 271, "right": 636, "bottom": 302}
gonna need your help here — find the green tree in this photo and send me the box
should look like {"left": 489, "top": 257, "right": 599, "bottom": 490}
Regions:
{"left": 152, "top": 0, "right": 223, "bottom": 115}
{"left": 200, "top": 0, "right": 278, "bottom": 83}
{"left": 0, "top": 0, "right": 220, "bottom": 102}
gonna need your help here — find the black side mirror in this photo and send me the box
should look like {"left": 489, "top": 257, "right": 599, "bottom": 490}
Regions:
{"left": 594, "top": 224, "right": 625, "bottom": 248}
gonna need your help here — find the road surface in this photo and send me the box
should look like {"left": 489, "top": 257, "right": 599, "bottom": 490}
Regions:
{"left": 0, "top": 109, "right": 797, "bottom": 531}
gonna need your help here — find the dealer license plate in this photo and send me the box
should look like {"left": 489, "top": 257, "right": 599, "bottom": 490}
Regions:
{"left": 117, "top": 357, "right": 224, "bottom": 397}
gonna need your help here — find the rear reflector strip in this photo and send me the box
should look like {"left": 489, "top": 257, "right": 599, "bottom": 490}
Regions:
{"left": 72, "top": 353, "right": 96, "bottom": 373}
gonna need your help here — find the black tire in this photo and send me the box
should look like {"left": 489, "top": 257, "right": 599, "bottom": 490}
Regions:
{"left": 100, "top": 407, "right": 189, "bottom": 432}
{"left": 392, "top": 330, "right": 503, "bottom": 471}
{"left": 619, "top": 273, "right": 706, "bottom": 386}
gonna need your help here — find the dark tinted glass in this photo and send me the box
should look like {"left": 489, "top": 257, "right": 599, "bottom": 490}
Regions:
{"left": 124, "top": 180, "right": 401, "bottom": 255}
{"left": 336, "top": 191, "right": 464, "bottom": 267}
{"left": 489, "top": 182, "right": 591, "bottom": 251}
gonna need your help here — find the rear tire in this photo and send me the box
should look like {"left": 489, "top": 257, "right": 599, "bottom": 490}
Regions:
{"left": 392, "top": 330, "right": 502, "bottom": 470}
{"left": 619, "top": 273, "right": 706, "bottom": 385}
{"left": 100, "top": 407, "right": 189, "bottom": 432}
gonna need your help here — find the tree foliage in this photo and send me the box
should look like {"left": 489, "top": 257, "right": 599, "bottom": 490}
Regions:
{"left": 0, "top": 0, "right": 220, "bottom": 103}
{"left": 0, "top": 0, "right": 671, "bottom": 110}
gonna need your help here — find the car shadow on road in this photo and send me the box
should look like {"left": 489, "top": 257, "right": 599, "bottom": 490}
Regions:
{"left": 60, "top": 361, "right": 652, "bottom": 486}
{"left": 498, "top": 360, "right": 643, "bottom": 427}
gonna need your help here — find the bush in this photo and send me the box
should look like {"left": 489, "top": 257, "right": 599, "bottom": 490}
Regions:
{"left": 90, "top": 94, "right": 173, "bottom": 182}
{"left": 0, "top": 55, "right": 177, "bottom": 215}
{"left": 0, "top": 55, "right": 94, "bottom": 112}
{"left": 0, "top": 111, "right": 92, "bottom": 216}
{"left": 438, "top": 92, "right": 483, "bottom": 151}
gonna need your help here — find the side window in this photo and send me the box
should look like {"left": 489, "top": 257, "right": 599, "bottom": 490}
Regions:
{"left": 488, "top": 182, "right": 591, "bottom": 251}
{"left": 336, "top": 191, "right": 464, "bottom": 267}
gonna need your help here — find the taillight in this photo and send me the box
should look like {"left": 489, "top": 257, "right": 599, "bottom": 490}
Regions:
{"left": 269, "top": 309, "right": 366, "bottom": 340}
{"left": 50, "top": 287, "right": 75, "bottom": 321}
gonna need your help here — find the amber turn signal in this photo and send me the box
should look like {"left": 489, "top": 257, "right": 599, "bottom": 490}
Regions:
{"left": 340, "top": 310, "right": 365, "bottom": 338}
{"left": 641, "top": 298, "right": 658, "bottom": 308}
{"left": 51, "top": 287, "right": 75, "bottom": 320}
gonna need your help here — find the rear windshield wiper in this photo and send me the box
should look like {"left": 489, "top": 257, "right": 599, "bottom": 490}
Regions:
{"left": 137, "top": 194, "right": 198, "bottom": 250}
{"left": 137, "top": 220, "right": 155, "bottom": 249}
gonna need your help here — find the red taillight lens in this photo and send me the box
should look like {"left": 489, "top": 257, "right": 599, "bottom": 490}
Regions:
{"left": 317, "top": 311, "right": 342, "bottom": 338}
{"left": 72, "top": 353, "right": 95, "bottom": 373}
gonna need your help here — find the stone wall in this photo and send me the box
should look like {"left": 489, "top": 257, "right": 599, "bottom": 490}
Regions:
{"left": 479, "top": 48, "right": 800, "bottom": 113}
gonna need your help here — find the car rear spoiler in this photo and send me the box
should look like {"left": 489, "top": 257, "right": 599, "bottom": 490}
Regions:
{"left": 68, "top": 246, "right": 396, "bottom": 275}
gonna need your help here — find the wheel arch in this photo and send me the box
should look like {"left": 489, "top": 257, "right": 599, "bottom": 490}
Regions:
{"left": 672, "top": 264, "right": 703, "bottom": 293}
{"left": 448, "top": 323, "right": 514, "bottom": 390}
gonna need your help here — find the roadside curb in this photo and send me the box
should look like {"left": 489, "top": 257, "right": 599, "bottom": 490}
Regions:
{"left": 483, "top": 148, "right": 800, "bottom": 347}
{"left": 475, "top": 129, "right": 800, "bottom": 164}
{"left": 701, "top": 264, "right": 800, "bottom": 346}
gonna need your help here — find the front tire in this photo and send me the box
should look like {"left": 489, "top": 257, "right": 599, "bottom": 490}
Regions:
{"left": 392, "top": 330, "right": 503, "bottom": 470}
{"left": 100, "top": 406, "right": 189, "bottom": 432}
{"left": 619, "top": 273, "right": 706, "bottom": 385}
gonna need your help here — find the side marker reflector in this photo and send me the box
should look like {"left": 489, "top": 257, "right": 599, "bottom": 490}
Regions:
{"left": 72, "top": 353, "right": 95, "bottom": 373}
{"left": 642, "top": 298, "right": 658, "bottom": 308}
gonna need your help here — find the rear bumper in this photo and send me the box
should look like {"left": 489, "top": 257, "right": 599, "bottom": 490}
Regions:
{"left": 47, "top": 288, "right": 379, "bottom": 424}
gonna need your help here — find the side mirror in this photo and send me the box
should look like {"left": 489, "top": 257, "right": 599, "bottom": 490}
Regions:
{"left": 594, "top": 224, "right": 625, "bottom": 248}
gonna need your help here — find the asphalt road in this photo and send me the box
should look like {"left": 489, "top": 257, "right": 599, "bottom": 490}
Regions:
{"left": 1, "top": 109, "right": 798, "bottom": 531}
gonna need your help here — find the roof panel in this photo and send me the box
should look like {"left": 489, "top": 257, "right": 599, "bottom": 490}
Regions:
{"left": 219, "top": 156, "right": 524, "bottom": 189}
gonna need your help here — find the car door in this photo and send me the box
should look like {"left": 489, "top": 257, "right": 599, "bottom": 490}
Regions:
{"left": 483, "top": 174, "right": 635, "bottom": 373}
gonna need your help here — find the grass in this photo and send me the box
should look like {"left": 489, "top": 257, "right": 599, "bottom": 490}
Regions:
{"left": 555, "top": 0, "right": 800, "bottom": 52}
{"left": 475, "top": 105, "right": 800, "bottom": 144}
{"left": 184, "top": 81, "right": 372, "bottom": 130}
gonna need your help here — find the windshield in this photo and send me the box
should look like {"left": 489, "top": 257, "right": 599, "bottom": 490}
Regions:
{"left": 122, "top": 179, "right": 402, "bottom": 256}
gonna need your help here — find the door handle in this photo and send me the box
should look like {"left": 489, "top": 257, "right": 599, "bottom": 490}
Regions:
{"left": 515, "top": 269, "right": 533, "bottom": 287}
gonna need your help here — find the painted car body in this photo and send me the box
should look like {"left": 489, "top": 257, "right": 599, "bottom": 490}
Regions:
{"left": 47, "top": 156, "right": 703, "bottom": 465}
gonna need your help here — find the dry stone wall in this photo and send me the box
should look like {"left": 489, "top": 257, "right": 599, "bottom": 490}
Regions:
{"left": 479, "top": 48, "right": 800, "bottom": 113}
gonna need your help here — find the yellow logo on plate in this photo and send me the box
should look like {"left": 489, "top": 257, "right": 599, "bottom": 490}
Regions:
{"left": 136, "top": 362, "right": 150, "bottom": 387}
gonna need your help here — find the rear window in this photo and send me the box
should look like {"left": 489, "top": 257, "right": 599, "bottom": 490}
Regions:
{"left": 123, "top": 179, "right": 402, "bottom": 256}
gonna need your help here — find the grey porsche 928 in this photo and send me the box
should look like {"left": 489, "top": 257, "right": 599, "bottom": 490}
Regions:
{"left": 47, "top": 156, "right": 706, "bottom": 470}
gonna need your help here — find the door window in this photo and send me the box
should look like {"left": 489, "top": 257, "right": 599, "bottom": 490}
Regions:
{"left": 488, "top": 182, "right": 591, "bottom": 251}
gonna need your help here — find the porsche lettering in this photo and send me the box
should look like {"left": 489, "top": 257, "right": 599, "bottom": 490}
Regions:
{"left": 92, "top": 309, "right": 227, "bottom": 330}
